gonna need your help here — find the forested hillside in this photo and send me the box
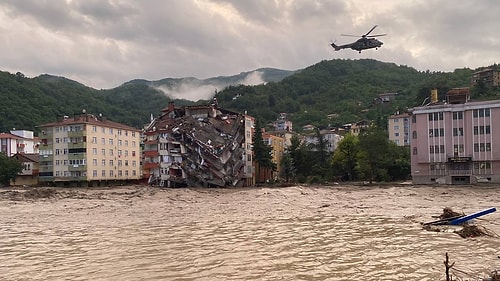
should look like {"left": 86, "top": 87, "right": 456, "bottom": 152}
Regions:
{"left": 0, "top": 59, "right": 479, "bottom": 134}
{"left": 215, "top": 59, "right": 475, "bottom": 130}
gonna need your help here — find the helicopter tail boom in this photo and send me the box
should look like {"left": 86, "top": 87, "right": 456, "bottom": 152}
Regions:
{"left": 330, "top": 42, "right": 342, "bottom": 51}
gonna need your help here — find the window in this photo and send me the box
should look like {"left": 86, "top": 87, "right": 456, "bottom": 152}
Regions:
{"left": 395, "top": 132, "right": 399, "bottom": 137}
{"left": 101, "top": 138, "right": 106, "bottom": 145}
{"left": 93, "top": 170, "right": 98, "bottom": 177}
{"left": 92, "top": 148, "right": 97, "bottom": 155}
{"left": 412, "top": 147, "right": 417, "bottom": 155}
{"left": 109, "top": 159, "right": 114, "bottom": 166}
{"left": 109, "top": 128, "right": 113, "bottom": 134}
{"left": 109, "top": 139, "right": 113, "bottom": 145}
{"left": 412, "top": 131, "right": 417, "bottom": 139}
{"left": 102, "top": 159, "right": 106, "bottom": 166}
{"left": 474, "top": 108, "right": 491, "bottom": 118}
{"left": 453, "top": 128, "right": 463, "bottom": 136}
{"left": 428, "top": 112, "right": 443, "bottom": 121}
{"left": 92, "top": 137, "right": 97, "bottom": 144}
{"left": 101, "top": 149, "right": 106, "bottom": 155}
{"left": 474, "top": 125, "right": 491, "bottom": 135}
{"left": 92, "top": 126, "right": 97, "bottom": 132}
{"left": 132, "top": 141, "right": 136, "bottom": 147}
{"left": 110, "top": 170, "right": 114, "bottom": 177}
{"left": 394, "top": 125, "right": 399, "bottom": 130}
{"left": 412, "top": 115, "right": 416, "bottom": 123}
{"left": 125, "top": 140, "right": 128, "bottom": 146}
{"left": 102, "top": 170, "right": 106, "bottom": 177}
{"left": 117, "top": 129, "right": 122, "bottom": 135}
{"left": 109, "top": 149, "right": 114, "bottom": 156}
{"left": 93, "top": 159, "right": 97, "bottom": 165}
{"left": 453, "top": 144, "right": 464, "bottom": 154}
{"left": 132, "top": 151, "right": 136, "bottom": 157}
{"left": 452, "top": 112, "right": 463, "bottom": 120}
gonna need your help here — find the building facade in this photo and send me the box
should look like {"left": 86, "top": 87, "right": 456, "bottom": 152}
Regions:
{"left": 38, "top": 113, "right": 141, "bottom": 186}
{"left": 0, "top": 130, "right": 37, "bottom": 156}
{"left": 471, "top": 68, "right": 500, "bottom": 87}
{"left": 410, "top": 95, "right": 500, "bottom": 184}
{"left": 11, "top": 153, "right": 39, "bottom": 186}
{"left": 388, "top": 112, "right": 411, "bottom": 146}
{"left": 262, "top": 131, "right": 285, "bottom": 180}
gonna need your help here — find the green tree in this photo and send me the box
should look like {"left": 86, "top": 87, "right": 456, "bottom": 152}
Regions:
{"left": 279, "top": 151, "right": 295, "bottom": 183}
{"left": 309, "top": 128, "right": 332, "bottom": 181}
{"left": 386, "top": 144, "right": 411, "bottom": 181}
{"left": 356, "top": 126, "right": 391, "bottom": 183}
{"left": 252, "top": 120, "right": 276, "bottom": 182}
{"left": 331, "top": 133, "right": 359, "bottom": 181}
{"left": 0, "top": 153, "right": 24, "bottom": 186}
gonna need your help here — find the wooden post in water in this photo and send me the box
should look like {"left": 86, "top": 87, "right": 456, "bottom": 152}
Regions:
{"left": 444, "top": 252, "right": 455, "bottom": 281}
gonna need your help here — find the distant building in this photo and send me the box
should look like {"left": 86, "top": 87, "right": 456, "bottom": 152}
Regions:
{"left": 274, "top": 113, "right": 293, "bottom": 132}
{"left": 262, "top": 130, "right": 285, "bottom": 180}
{"left": 243, "top": 115, "right": 255, "bottom": 186}
{"left": 0, "top": 130, "right": 37, "bottom": 156}
{"left": 374, "top": 92, "right": 398, "bottom": 105}
{"left": 11, "top": 153, "right": 39, "bottom": 186}
{"left": 346, "top": 120, "right": 371, "bottom": 136}
{"left": 388, "top": 112, "right": 411, "bottom": 146}
{"left": 471, "top": 68, "right": 500, "bottom": 87}
{"left": 409, "top": 88, "right": 500, "bottom": 184}
{"left": 38, "top": 113, "right": 142, "bottom": 186}
{"left": 303, "top": 128, "right": 343, "bottom": 153}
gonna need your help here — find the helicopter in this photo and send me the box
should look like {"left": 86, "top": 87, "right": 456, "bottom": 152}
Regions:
{"left": 331, "top": 25, "right": 386, "bottom": 53}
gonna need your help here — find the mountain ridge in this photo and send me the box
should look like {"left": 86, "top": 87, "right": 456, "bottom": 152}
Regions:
{"left": 0, "top": 59, "right": 484, "bottom": 134}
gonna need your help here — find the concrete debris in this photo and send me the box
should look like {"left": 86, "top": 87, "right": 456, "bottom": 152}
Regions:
{"left": 144, "top": 102, "right": 248, "bottom": 188}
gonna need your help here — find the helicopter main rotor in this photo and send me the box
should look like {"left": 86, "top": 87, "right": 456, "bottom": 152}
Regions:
{"left": 341, "top": 25, "right": 387, "bottom": 38}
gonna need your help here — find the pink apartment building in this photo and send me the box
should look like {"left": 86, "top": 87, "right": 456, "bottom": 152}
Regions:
{"left": 409, "top": 89, "right": 500, "bottom": 184}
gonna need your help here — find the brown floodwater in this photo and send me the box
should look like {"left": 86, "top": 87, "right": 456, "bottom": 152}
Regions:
{"left": 0, "top": 184, "right": 499, "bottom": 280}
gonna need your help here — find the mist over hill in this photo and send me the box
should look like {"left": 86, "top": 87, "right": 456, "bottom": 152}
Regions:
{"left": 125, "top": 68, "right": 297, "bottom": 101}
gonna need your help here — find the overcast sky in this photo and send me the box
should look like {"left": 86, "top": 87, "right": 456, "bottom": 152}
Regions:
{"left": 1, "top": 0, "right": 499, "bottom": 90}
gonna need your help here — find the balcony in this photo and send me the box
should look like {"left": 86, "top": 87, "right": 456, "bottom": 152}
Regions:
{"left": 447, "top": 155, "right": 472, "bottom": 163}
{"left": 143, "top": 162, "right": 159, "bottom": 169}
{"left": 143, "top": 150, "right": 159, "bottom": 157}
{"left": 68, "top": 164, "right": 87, "bottom": 172}
{"left": 68, "top": 142, "right": 87, "bottom": 149}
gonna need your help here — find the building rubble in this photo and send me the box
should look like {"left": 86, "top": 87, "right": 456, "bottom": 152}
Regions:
{"left": 143, "top": 101, "right": 248, "bottom": 187}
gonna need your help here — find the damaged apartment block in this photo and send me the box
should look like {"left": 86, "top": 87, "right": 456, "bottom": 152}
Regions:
{"left": 143, "top": 100, "right": 248, "bottom": 187}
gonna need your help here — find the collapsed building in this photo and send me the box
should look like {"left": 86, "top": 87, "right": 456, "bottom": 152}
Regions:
{"left": 143, "top": 100, "right": 252, "bottom": 187}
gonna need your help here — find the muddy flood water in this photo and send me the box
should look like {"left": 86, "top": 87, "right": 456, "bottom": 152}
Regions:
{"left": 0, "top": 184, "right": 499, "bottom": 280}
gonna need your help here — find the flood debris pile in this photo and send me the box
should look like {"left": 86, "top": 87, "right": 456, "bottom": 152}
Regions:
{"left": 144, "top": 100, "right": 248, "bottom": 188}
{"left": 423, "top": 207, "right": 498, "bottom": 238}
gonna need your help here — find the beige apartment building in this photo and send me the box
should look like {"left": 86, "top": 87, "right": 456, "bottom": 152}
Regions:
{"left": 38, "top": 113, "right": 141, "bottom": 186}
